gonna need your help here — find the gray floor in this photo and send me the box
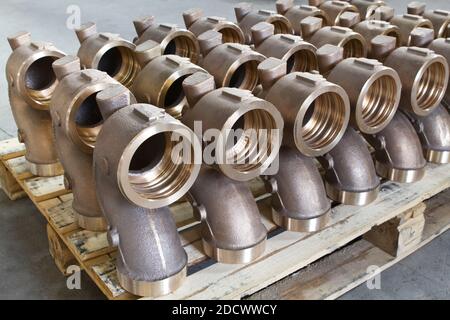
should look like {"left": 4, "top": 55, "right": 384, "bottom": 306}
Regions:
{"left": 0, "top": 0, "right": 449, "bottom": 299}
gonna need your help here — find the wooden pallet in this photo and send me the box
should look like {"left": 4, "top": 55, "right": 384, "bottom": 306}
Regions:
{"left": 1, "top": 137, "right": 449, "bottom": 300}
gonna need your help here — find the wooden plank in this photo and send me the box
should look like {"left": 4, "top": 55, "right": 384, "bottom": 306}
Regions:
{"left": 47, "top": 224, "right": 77, "bottom": 276}
{"left": 0, "top": 137, "right": 25, "bottom": 160}
{"left": 23, "top": 175, "right": 68, "bottom": 202}
{"left": 5, "top": 156, "right": 33, "bottom": 180}
{"left": 45, "top": 199, "right": 78, "bottom": 234}
{"left": 248, "top": 188, "right": 450, "bottom": 300}
{"left": 0, "top": 160, "right": 25, "bottom": 200}
{"left": 65, "top": 229, "right": 114, "bottom": 261}
{"left": 152, "top": 163, "right": 450, "bottom": 300}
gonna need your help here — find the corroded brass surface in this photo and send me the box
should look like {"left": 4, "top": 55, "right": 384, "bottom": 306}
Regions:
{"left": 6, "top": 32, "right": 65, "bottom": 176}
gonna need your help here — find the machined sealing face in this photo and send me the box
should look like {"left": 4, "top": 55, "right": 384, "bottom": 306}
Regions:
{"left": 217, "top": 25, "right": 245, "bottom": 43}
{"left": 161, "top": 32, "right": 199, "bottom": 62}
{"left": 227, "top": 60, "right": 259, "bottom": 90}
{"left": 118, "top": 121, "right": 201, "bottom": 209}
{"left": 18, "top": 51, "right": 63, "bottom": 110}
{"left": 286, "top": 48, "right": 318, "bottom": 72}
{"left": 414, "top": 59, "right": 448, "bottom": 114}
{"left": 95, "top": 45, "right": 140, "bottom": 88}
{"left": 297, "top": 90, "right": 348, "bottom": 155}
{"left": 217, "top": 100, "right": 283, "bottom": 181}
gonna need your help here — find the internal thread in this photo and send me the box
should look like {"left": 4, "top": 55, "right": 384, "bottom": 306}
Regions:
{"left": 114, "top": 47, "right": 141, "bottom": 88}
{"left": 75, "top": 92, "right": 103, "bottom": 149}
{"left": 128, "top": 132, "right": 196, "bottom": 200}
{"left": 225, "top": 109, "right": 278, "bottom": 173}
{"left": 416, "top": 61, "right": 447, "bottom": 111}
{"left": 361, "top": 75, "right": 398, "bottom": 129}
{"left": 25, "top": 56, "right": 58, "bottom": 107}
{"left": 164, "top": 35, "right": 199, "bottom": 63}
{"left": 218, "top": 27, "right": 242, "bottom": 43}
{"left": 343, "top": 38, "right": 365, "bottom": 58}
{"left": 301, "top": 92, "right": 347, "bottom": 151}
{"left": 286, "top": 49, "right": 318, "bottom": 73}
{"left": 228, "top": 60, "right": 259, "bottom": 90}
{"left": 271, "top": 20, "right": 291, "bottom": 35}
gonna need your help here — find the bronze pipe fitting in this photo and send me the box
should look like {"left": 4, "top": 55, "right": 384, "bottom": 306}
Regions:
{"left": 93, "top": 86, "right": 201, "bottom": 296}
{"left": 50, "top": 55, "right": 126, "bottom": 231}
{"left": 303, "top": 19, "right": 368, "bottom": 58}
{"left": 318, "top": 45, "right": 402, "bottom": 134}
{"left": 183, "top": 8, "right": 245, "bottom": 44}
{"left": 366, "top": 112, "right": 426, "bottom": 183}
{"left": 276, "top": 1, "right": 330, "bottom": 35}
{"left": 407, "top": 105, "right": 450, "bottom": 164}
{"left": 133, "top": 16, "right": 200, "bottom": 64}
{"left": 131, "top": 40, "right": 207, "bottom": 118}
{"left": 189, "top": 167, "right": 267, "bottom": 264}
{"left": 182, "top": 72, "right": 283, "bottom": 181}
{"left": 429, "top": 38, "right": 450, "bottom": 108}
{"left": 320, "top": 127, "right": 380, "bottom": 205}
{"left": 383, "top": 46, "right": 448, "bottom": 116}
{"left": 390, "top": 14, "right": 434, "bottom": 46}
{"left": 251, "top": 22, "right": 318, "bottom": 73}
{"left": 309, "top": 0, "right": 360, "bottom": 25}
{"left": 6, "top": 32, "right": 65, "bottom": 176}
{"left": 197, "top": 30, "right": 265, "bottom": 91}
{"left": 267, "top": 147, "right": 331, "bottom": 231}
{"left": 258, "top": 57, "right": 350, "bottom": 157}
{"left": 407, "top": 3, "right": 450, "bottom": 38}
{"left": 353, "top": 20, "right": 401, "bottom": 57}
{"left": 350, "top": 0, "right": 385, "bottom": 20}
{"left": 75, "top": 22, "right": 141, "bottom": 88}
{"left": 235, "top": 2, "right": 294, "bottom": 45}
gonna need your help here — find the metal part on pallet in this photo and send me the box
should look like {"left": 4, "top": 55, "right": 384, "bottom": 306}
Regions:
{"left": 235, "top": 2, "right": 294, "bottom": 44}
{"left": 353, "top": 20, "right": 401, "bottom": 57}
{"left": 350, "top": 0, "right": 385, "bottom": 20}
{"left": 197, "top": 30, "right": 265, "bottom": 91}
{"left": 258, "top": 57, "right": 350, "bottom": 157}
{"left": 390, "top": 14, "right": 434, "bottom": 46}
{"left": 407, "top": 105, "right": 450, "bottom": 164}
{"left": 276, "top": 1, "right": 330, "bottom": 35}
{"left": 367, "top": 112, "right": 427, "bottom": 183}
{"left": 320, "top": 127, "right": 380, "bottom": 206}
{"left": 50, "top": 55, "right": 124, "bottom": 231}
{"left": 189, "top": 167, "right": 268, "bottom": 264}
{"left": 183, "top": 8, "right": 245, "bottom": 44}
{"left": 182, "top": 72, "right": 283, "bottom": 181}
{"left": 383, "top": 46, "right": 449, "bottom": 117}
{"left": 310, "top": 0, "right": 359, "bottom": 25}
{"left": 94, "top": 87, "right": 201, "bottom": 296}
{"left": 75, "top": 22, "right": 140, "bottom": 88}
{"left": 133, "top": 16, "right": 200, "bottom": 64}
{"left": 131, "top": 40, "right": 207, "bottom": 118}
{"left": 304, "top": 21, "right": 368, "bottom": 58}
{"left": 268, "top": 147, "right": 331, "bottom": 232}
{"left": 429, "top": 38, "right": 450, "bottom": 107}
{"left": 6, "top": 32, "right": 65, "bottom": 176}
{"left": 251, "top": 22, "right": 318, "bottom": 73}
{"left": 318, "top": 45, "right": 401, "bottom": 134}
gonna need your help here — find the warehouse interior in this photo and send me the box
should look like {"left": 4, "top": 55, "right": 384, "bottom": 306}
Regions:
{"left": 0, "top": 0, "right": 449, "bottom": 299}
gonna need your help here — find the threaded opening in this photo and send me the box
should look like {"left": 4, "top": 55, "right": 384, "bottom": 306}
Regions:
{"left": 286, "top": 49, "right": 318, "bottom": 72}
{"left": 271, "top": 20, "right": 291, "bottom": 35}
{"left": 164, "top": 75, "right": 189, "bottom": 110}
{"left": 225, "top": 109, "right": 278, "bottom": 174}
{"left": 361, "top": 75, "right": 398, "bottom": 129}
{"left": 163, "top": 35, "right": 199, "bottom": 63}
{"left": 25, "top": 56, "right": 58, "bottom": 106}
{"left": 228, "top": 60, "right": 259, "bottom": 90}
{"left": 75, "top": 92, "right": 103, "bottom": 149}
{"left": 416, "top": 61, "right": 447, "bottom": 111}
{"left": 218, "top": 27, "right": 242, "bottom": 43}
{"left": 301, "top": 92, "right": 347, "bottom": 151}
{"left": 342, "top": 38, "right": 365, "bottom": 58}
{"left": 128, "top": 132, "right": 196, "bottom": 200}
{"left": 97, "top": 46, "right": 140, "bottom": 88}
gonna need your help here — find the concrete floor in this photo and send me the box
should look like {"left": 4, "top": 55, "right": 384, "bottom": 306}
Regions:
{"left": 0, "top": 0, "right": 449, "bottom": 299}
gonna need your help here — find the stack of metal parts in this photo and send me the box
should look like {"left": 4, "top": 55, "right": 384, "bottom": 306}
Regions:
{"left": 5, "top": 0, "right": 450, "bottom": 297}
